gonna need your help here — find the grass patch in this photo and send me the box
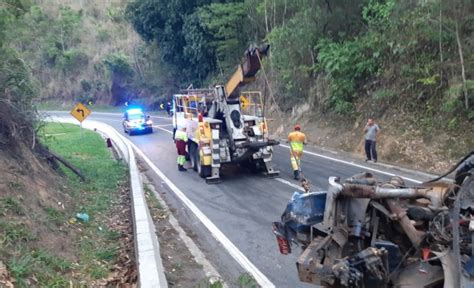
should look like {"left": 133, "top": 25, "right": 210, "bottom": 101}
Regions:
{"left": 238, "top": 273, "right": 258, "bottom": 288}
{"left": 8, "top": 255, "right": 34, "bottom": 284}
{"left": 44, "top": 207, "right": 66, "bottom": 226}
{"left": 95, "top": 246, "right": 117, "bottom": 262}
{"left": 0, "top": 197, "right": 24, "bottom": 216}
{"left": 1, "top": 122, "right": 129, "bottom": 285}
{"left": 7, "top": 180, "right": 25, "bottom": 191}
{"left": 144, "top": 184, "right": 163, "bottom": 210}
{"left": 0, "top": 222, "right": 36, "bottom": 246}
{"left": 32, "top": 250, "right": 72, "bottom": 272}
{"left": 7, "top": 250, "right": 72, "bottom": 288}
{"left": 40, "top": 122, "right": 127, "bottom": 280}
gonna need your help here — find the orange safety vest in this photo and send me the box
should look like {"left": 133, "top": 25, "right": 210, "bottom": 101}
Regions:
{"left": 288, "top": 131, "right": 306, "bottom": 152}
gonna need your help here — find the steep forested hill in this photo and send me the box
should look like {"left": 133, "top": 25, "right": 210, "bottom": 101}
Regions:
{"left": 126, "top": 0, "right": 473, "bottom": 171}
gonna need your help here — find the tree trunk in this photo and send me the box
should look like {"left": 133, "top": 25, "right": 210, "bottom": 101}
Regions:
{"left": 264, "top": 0, "right": 269, "bottom": 33}
{"left": 273, "top": 0, "right": 276, "bottom": 29}
{"left": 455, "top": 21, "right": 469, "bottom": 109}
{"left": 133, "top": 45, "right": 143, "bottom": 81}
{"left": 437, "top": 1, "right": 443, "bottom": 89}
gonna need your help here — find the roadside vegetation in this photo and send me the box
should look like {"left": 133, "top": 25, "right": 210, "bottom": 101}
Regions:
{"left": 125, "top": 0, "right": 473, "bottom": 171}
{"left": 3, "top": 0, "right": 470, "bottom": 170}
{"left": 0, "top": 123, "right": 135, "bottom": 286}
{"left": 126, "top": 0, "right": 473, "bottom": 118}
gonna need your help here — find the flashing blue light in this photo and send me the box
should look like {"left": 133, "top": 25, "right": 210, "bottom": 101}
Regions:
{"left": 127, "top": 108, "right": 143, "bottom": 114}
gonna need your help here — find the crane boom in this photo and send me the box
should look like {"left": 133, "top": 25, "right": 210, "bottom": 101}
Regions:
{"left": 225, "top": 44, "right": 270, "bottom": 99}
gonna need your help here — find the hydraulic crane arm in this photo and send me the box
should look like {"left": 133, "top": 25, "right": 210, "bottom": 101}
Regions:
{"left": 225, "top": 44, "right": 270, "bottom": 99}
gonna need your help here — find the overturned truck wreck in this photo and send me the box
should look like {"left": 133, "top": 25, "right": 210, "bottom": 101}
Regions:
{"left": 273, "top": 153, "right": 474, "bottom": 287}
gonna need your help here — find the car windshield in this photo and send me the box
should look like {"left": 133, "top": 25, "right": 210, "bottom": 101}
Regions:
{"left": 128, "top": 113, "right": 144, "bottom": 120}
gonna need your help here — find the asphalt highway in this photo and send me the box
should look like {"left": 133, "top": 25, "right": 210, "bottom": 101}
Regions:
{"left": 44, "top": 111, "right": 433, "bottom": 287}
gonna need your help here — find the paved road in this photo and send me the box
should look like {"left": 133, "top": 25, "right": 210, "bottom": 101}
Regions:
{"left": 44, "top": 111, "right": 433, "bottom": 287}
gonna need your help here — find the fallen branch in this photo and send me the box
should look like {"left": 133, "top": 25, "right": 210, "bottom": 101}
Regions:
{"left": 48, "top": 151, "right": 86, "bottom": 181}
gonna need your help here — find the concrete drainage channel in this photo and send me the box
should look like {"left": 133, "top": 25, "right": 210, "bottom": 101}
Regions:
{"left": 48, "top": 117, "right": 167, "bottom": 288}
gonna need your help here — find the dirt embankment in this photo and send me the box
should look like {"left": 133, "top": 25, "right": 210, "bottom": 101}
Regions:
{"left": 0, "top": 144, "right": 73, "bottom": 255}
{"left": 0, "top": 144, "right": 75, "bottom": 286}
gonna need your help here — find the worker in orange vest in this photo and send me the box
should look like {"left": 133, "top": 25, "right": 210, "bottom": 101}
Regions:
{"left": 287, "top": 124, "right": 307, "bottom": 180}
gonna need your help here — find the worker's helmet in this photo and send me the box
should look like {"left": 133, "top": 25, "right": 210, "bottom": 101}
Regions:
{"left": 294, "top": 124, "right": 301, "bottom": 131}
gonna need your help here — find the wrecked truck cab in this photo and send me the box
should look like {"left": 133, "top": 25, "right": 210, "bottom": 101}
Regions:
{"left": 273, "top": 163, "right": 474, "bottom": 288}
{"left": 273, "top": 191, "right": 327, "bottom": 254}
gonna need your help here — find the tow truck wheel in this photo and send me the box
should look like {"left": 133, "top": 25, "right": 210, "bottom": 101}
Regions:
{"left": 197, "top": 152, "right": 211, "bottom": 178}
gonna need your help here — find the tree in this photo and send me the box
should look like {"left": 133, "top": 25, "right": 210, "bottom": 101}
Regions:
{"left": 197, "top": 2, "right": 248, "bottom": 74}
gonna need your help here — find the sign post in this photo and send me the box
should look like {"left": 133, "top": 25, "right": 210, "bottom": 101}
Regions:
{"left": 70, "top": 103, "right": 91, "bottom": 138}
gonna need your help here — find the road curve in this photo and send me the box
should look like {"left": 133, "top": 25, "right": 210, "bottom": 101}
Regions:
{"left": 43, "top": 111, "right": 433, "bottom": 287}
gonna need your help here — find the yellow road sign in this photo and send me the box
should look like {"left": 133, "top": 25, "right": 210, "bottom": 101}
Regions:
{"left": 70, "top": 103, "right": 91, "bottom": 122}
{"left": 240, "top": 95, "right": 250, "bottom": 109}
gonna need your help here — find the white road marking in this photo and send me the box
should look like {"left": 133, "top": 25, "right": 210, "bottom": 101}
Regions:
{"left": 151, "top": 115, "right": 173, "bottom": 121}
{"left": 279, "top": 144, "right": 422, "bottom": 184}
{"left": 126, "top": 121, "right": 423, "bottom": 186}
{"left": 275, "top": 178, "right": 304, "bottom": 192}
{"left": 89, "top": 117, "right": 123, "bottom": 123}
{"left": 155, "top": 126, "right": 173, "bottom": 134}
{"left": 153, "top": 124, "right": 173, "bottom": 128}
{"left": 116, "top": 133, "right": 276, "bottom": 288}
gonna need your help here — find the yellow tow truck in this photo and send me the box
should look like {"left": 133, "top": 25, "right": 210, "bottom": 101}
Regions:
{"left": 172, "top": 44, "right": 279, "bottom": 183}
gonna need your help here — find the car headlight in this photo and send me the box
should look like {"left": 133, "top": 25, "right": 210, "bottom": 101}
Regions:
{"left": 146, "top": 120, "right": 153, "bottom": 125}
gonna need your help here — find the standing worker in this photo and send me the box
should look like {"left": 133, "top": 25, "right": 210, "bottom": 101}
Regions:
{"left": 166, "top": 101, "right": 172, "bottom": 116}
{"left": 363, "top": 118, "right": 380, "bottom": 163}
{"left": 175, "top": 127, "right": 188, "bottom": 171}
{"left": 288, "top": 124, "right": 307, "bottom": 180}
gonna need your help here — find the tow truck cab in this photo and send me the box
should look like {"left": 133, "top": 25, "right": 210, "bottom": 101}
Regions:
{"left": 122, "top": 108, "right": 153, "bottom": 135}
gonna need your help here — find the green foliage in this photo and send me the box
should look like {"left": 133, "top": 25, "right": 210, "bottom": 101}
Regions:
{"left": 197, "top": 2, "right": 248, "bottom": 73}
{"left": 182, "top": 11, "right": 216, "bottom": 82}
{"left": 106, "top": 6, "right": 124, "bottom": 22}
{"left": 317, "top": 36, "right": 380, "bottom": 113}
{"left": 8, "top": 255, "right": 34, "bottom": 282}
{"left": 126, "top": 0, "right": 206, "bottom": 78}
{"left": 238, "top": 272, "right": 258, "bottom": 288}
{"left": 32, "top": 250, "right": 72, "bottom": 272}
{"left": 103, "top": 52, "right": 134, "bottom": 77}
{"left": 0, "top": 46, "right": 38, "bottom": 146}
{"left": 363, "top": 0, "right": 395, "bottom": 28}
{"left": 0, "top": 197, "right": 24, "bottom": 215}
{"left": 57, "top": 49, "right": 89, "bottom": 72}
{"left": 0, "top": 221, "right": 36, "bottom": 245}
{"left": 80, "top": 79, "right": 92, "bottom": 92}
{"left": 266, "top": 7, "right": 320, "bottom": 107}
{"left": 373, "top": 89, "right": 396, "bottom": 101}
{"left": 96, "top": 27, "right": 110, "bottom": 42}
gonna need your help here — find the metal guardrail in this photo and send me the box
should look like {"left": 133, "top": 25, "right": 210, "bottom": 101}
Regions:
{"left": 47, "top": 117, "right": 168, "bottom": 288}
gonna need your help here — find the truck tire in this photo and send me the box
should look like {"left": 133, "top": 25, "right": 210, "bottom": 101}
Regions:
{"left": 197, "top": 152, "right": 211, "bottom": 178}
{"left": 248, "top": 159, "right": 264, "bottom": 173}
